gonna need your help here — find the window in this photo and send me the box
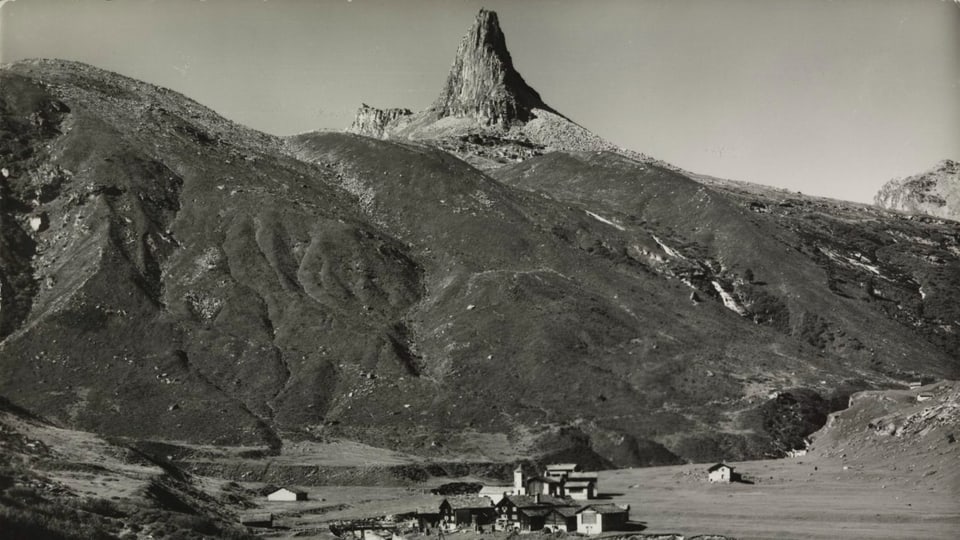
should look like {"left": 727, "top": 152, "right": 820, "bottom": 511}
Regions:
{"left": 580, "top": 512, "right": 596, "bottom": 525}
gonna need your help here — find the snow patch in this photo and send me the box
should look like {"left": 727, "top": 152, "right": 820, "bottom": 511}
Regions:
{"left": 585, "top": 210, "right": 625, "bottom": 231}
{"left": 712, "top": 281, "right": 748, "bottom": 316}
{"left": 818, "top": 247, "right": 884, "bottom": 277}
{"left": 651, "top": 234, "right": 686, "bottom": 260}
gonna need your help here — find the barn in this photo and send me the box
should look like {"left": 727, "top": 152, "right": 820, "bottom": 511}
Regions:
{"left": 543, "top": 507, "right": 578, "bottom": 532}
{"left": 439, "top": 495, "right": 495, "bottom": 530}
{"left": 576, "top": 504, "right": 630, "bottom": 534}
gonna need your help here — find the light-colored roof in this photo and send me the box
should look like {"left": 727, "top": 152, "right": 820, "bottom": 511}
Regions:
{"left": 564, "top": 480, "right": 594, "bottom": 489}
{"left": 525, "top": 475, "right": 561, "bottom": 484}
{"left": 545, "top": 463, "right": 579, "bottom": 470}
{"left": 269, "top": 487, "right": 307, "bottom": 496}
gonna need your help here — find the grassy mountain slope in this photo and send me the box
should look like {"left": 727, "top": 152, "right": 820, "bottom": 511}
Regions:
{"left": 2, "top": 58, "right": 958, "bottom": 470}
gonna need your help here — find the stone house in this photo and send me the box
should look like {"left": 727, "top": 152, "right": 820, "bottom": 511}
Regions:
{"left": 707, "top": 463, "right": 734, "bottom": 483}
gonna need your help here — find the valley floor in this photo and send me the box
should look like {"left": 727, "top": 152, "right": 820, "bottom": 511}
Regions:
{"left": 232, "top": 451, "right": 958, "bottom": 540}
{"left": 598, "top": 456, "right": 959, "bottom": 540}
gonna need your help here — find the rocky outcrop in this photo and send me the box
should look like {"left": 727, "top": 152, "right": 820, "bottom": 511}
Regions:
{"left": 875, "top": 159, "right": 960, "bottom": 222}
{"left": 337, "top": 9, "right": 643, "bottom": 169}
{"left": 346, "top": 103, "right": 413, "bottom": 138}
{"left": 431, "top": 9, "right": 552, "bottom": 126}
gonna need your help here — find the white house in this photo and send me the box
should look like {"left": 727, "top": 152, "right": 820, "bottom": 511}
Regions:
{"left": 544, "top": 463, "right": 579, "bottom": 480}
{"left": 564, "top": 479, "right": 595, "bottom": 500}
{"left": 266, "top": 487, "right": 308, "bottom": 501}
{"left": 707, "top": 463, "right": 733, "bottom": 483}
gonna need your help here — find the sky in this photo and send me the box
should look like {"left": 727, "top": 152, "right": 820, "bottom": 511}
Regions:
{"left": 2, "top": 0, "right": 958, "bottom": 203}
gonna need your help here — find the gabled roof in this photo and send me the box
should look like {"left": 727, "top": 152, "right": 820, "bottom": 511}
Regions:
{"left": 707, "top": 463, "right": 733, "bottom": 472}
{"left": 545, "top": 463, "right": 579, "bottom": 470}
{"left": 564, "top": 480, "right": 594, "bottom": 489}
{"left": 577, "top": 504, "right": 628, "bottom": 515}
{"left": 518, "top": 507, "right": 552, "bottom": 517}
{"left": 567, "top": 472, "right": 598, "bottom": 480}
{"left": 442, "top": 495, "right": 494, "bottom": 510}
{"left": 269, "top": 487, "right": 307, "bottom": 496}
{"left": 525, "top": 475, "right": 561, "bottom": 484}
{"left": 546, "top": 507, "right": 579, "bottom": 518}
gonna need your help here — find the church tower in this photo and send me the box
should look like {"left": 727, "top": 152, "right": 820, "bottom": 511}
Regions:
{"left": 513, "top": 464, "right": 524, "bottom": 493}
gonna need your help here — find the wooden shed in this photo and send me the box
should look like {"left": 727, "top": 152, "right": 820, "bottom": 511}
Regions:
{"left": 439, "top": 495, "right": 495, "bottom": 530}
{"left": 576, "top": 504, "right": 629, "bottom": 535}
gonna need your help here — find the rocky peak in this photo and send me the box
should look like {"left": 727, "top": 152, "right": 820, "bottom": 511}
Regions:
{"left": 874, "top": 159, "right": 960, "bottom": 222}
{"left": 431, "top": 9, "right": 552, "bottom": 126}
{"left": 346, "top": 103, "right": 413, "bottom": 138}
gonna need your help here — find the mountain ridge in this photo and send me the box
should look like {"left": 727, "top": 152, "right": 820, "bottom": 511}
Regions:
{"left": 1, "top": 46, "right": 958, "bottom": 468}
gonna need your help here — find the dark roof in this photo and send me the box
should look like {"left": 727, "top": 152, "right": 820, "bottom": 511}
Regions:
{"left": 707, "top": 463, "right": 733, "bottom": 472}
{"left": 519, "top": 507, "right": 552, "bottom": 517}
{"left": 577, "top": 504, "right": 628, "bottom": 515}
{"left": 546, "top": 507, "right": 579, "bottom": 518}
{"left": 500, "top": 494, "right": 575, "bottom": 508}
{"left": 443, "top": 495, "right": 493, "bottom": 510}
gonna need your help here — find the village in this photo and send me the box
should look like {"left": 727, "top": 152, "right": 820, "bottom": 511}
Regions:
{"left": 245, "top": 461, "right": 742, "bottom": 538}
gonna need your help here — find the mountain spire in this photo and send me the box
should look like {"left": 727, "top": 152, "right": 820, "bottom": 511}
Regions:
{"left": 432, "top": 9, "right": 552, "bottom": 126}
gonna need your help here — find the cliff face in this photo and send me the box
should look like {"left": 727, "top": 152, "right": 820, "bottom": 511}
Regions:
{"left": 430, "top": 9, "right": 551, "bottom": 126}
{"left": 875, "top": 160, "right": 960, "bottom": 222}
{"left": 346, "top": 104, "right": 413, "bottom": 138}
